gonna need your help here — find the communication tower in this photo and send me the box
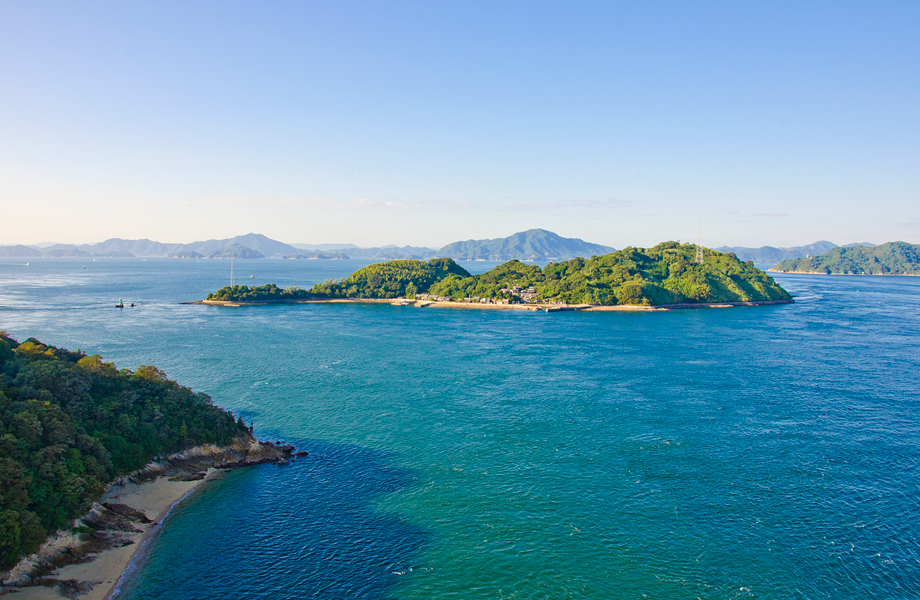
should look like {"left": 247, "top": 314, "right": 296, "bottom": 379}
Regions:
{"left": 695, "top": 220, "right": 704, "bottom": 264}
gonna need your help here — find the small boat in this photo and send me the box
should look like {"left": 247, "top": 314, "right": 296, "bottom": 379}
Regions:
{"left": 116, "top": 298, "right": 124, "bottom": 308}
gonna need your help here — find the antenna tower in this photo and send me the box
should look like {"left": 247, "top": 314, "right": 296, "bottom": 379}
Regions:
{"left": 230, "top": 257, "right": 235, "bottom": 286}
{"left": 695, "top": 220, "right": 704, "bottom": 264}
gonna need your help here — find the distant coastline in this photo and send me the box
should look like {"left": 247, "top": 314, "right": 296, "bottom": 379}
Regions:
{"left": 186, "top": 297, "right": 794, "bottom": 312}
{"left": 769, "top": 242, "right": 920, "bottom": 276}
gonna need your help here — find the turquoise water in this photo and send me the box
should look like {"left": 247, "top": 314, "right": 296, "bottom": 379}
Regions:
{"left": 2, "top": 258, "right": 919, "bottom": 598}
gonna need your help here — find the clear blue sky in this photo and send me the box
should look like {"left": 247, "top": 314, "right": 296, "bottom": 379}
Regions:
{"left": 1, "top": 1, "right": 917, "bottom": 248}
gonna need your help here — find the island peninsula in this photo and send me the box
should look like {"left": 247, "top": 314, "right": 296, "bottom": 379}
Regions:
{"left": 0, "top": 334, "right": 300, "bottom": 599}
{"left": 198, "top": 242, "right": 793, "bottom": 310}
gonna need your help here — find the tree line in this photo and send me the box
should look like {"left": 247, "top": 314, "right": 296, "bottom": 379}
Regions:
{"left": 0, "top": 333, "right": 248, "bottom": 570}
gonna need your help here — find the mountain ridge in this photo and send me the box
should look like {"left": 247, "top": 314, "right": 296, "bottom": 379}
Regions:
{"left": 438, "top": 229, "right": 615, "bottom": 261}
{"left": 0, "top": 230, "right": 615, "bottom": 261}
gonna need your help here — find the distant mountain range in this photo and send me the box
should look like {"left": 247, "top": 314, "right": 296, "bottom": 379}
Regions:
{"left": 715, "top": 241, "right": 877, "bottom": 264}
{"left": 0, "top": 230, "right": 614, "bottom": 261}
{"left": 769, "top": 242, "right": 920, "bottom": 275}
{"left": 0, "top": 234, "right": 299, "bottom": 259}
{"left": 0, "top": 231, "right": 890, "bottom": 264}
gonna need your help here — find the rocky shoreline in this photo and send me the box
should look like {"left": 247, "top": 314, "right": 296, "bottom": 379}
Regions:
{"left": 1, "top": 434, "right": 299, "bottom": 599}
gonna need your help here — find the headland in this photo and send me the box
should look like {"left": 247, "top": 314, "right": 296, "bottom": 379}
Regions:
{"left": 2, "top": 437, "right": 296, "bottom": 599}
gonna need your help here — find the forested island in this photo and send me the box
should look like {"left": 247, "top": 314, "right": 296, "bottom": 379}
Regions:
{"left": 205, "top": 243, "right": 792, "bottom": 307}
{"left": 0, "top": 333, "right": 255, "bottom": 571}
{"left": 770, "top": 241, "right": 920, "bottom": 275}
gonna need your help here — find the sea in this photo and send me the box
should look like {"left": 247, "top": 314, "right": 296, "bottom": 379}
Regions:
{"left": 1, "top": 257, "right": 918, "bottom": 599}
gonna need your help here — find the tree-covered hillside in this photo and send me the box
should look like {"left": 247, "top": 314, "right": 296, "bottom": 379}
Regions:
{"left": 309, "top": 258, "right": 472, "bottom": 299}
{"left": 206, "top": 283, "right": 310, "bottom": 302}
{"left": 770, "top": 242, "right": 920, "bottom": 275}
{"left": 0, "top": 333, "right": 248, "bottom": 570}
{"left": 427, "top": 242, "right": 791, "bottom": 305}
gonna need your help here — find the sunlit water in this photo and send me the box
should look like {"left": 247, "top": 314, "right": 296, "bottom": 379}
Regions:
{"left": 1, "top": 258, "right": 919, "bottom": 599}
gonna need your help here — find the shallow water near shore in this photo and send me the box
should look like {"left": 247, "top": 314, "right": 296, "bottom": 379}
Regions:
{"left": 2, "top": 258, "right": 920, "bottom": 599}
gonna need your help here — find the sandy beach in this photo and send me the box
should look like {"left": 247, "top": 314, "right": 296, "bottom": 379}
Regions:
{"left": 8, "top": 473, "right": 214, "bottom": 600}
{"left": 3, "top": 437, "right": 291, "bottom": 599}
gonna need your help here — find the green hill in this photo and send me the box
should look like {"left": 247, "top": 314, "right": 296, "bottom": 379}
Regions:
{"left": 0, "top": 333, "right": 249, "bottom": 569}
{"left": 427, "top": 242, "right": 791, "bottom": 305}
{"left": 309, "top": 258, "right": 472, "bottom": 299}
{"left": 206, "top": 283, "right": 310, "bottom": 302}
{"left": 770, "top": 242, "right": 920, "bottom": 275}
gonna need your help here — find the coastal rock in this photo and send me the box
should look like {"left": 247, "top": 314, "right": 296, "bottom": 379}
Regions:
{"left": 168, "top": 471, "right": 208, "bottom": 482}
{"left": 101, "top": 502, "right": 153, "bottom": 523}
{"left": 2, "top": 434, "right": 288, "bottom": 591}
{"left": 32, "top": 577, "right": 101, "bottom": 600}
{"left": 295, "top": 450, "right": 309, "bottom": 458}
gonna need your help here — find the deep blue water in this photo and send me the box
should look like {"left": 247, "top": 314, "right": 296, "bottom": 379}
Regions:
{"left": 1, "top": 258, "right": 919, "bottom": 599}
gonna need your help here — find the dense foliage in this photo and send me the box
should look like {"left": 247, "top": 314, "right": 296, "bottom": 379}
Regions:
{"left": 0, "top": 334, "right": 247, "bottom": 570}
{"left": 309, "top": 258, "right": 472, "bottom": 299}
{"left": 206, "top": 283, "right": 311, "bottom": 302}
{"left": 427, "top": 242, "right": 791, "bottom": 305}
{"left": 771, "top": 242, "right": 920, "bottom": 275}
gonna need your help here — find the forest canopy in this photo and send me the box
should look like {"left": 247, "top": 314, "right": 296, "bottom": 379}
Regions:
{"left": 0, "top": 333, "right": 248, "bottom": 570}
